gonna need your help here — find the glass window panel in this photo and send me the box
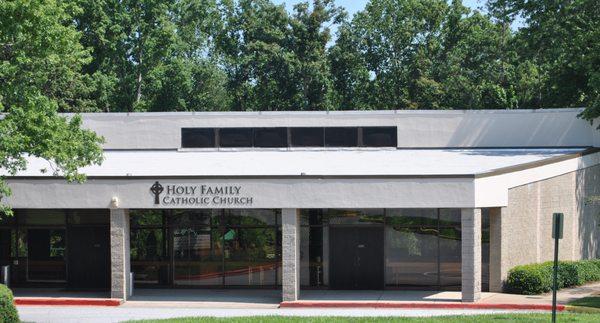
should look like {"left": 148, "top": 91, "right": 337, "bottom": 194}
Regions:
{"left": 173, "top": 227, "right": 223, "bottom": 286}
{"left": 131, "top": 229, "right": 167, "bottom": 285}
{"left": 69, "top": 209, "right": 109, "bottom": 225}
{"left": 439, "top": 227, "right": 461, "bottom": 288}
{"left": 291, "top": 127, "right": 324, "bottom": 147}
{"left": 326, "top": 209, "right": 384, "bottom": 225}
{"left": 219, "top": 128, "right": 253, "bottom": 147}
{"left": 170, "top": 210, "right": 215, "bottom": 227}
{"left": 181, "top": 128, "right": 215, "bottom": 148}
{"left": 362, "top": 127, "right": 397, "bottom": 147}
{"left": 324, "top": 127, "right": 358, "bottom": 147}
{"left": 131, "top": 229, "right": 164, "bottom": 260}
{"left": 17, "top": 229, "right": 27, "bottom": 257}
{"left": 300, "top": 226, "right": 325, "bottom": 287}
{"left": 130, "top": 210, "right": 164, "bottom": 227}
{"left": 254, "top": 128, "right": 287, "bottom": 147}
{"left": 224, "top": 209, "right": 278, "bottom": 226}
{"left": 224, "top": 227, "right": 278, "bottom": 286}
{"left": 385, "top": 226, "right": 438, "bottom": 287}
{"left": 300, "top": 209, "right": 324, "bottom": 226}
{"left": 439, "top": 209, "right": 461, "bottom": 227}
{"left": 20, "top": 210, "right": 66, "bottom": 225}
{"left": 386, "top": 209, "right": 438, "bottom": 227}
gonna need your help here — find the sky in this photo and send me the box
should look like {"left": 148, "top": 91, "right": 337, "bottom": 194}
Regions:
{"left": 272, "top": 0, "right": 486, "bottom": 18}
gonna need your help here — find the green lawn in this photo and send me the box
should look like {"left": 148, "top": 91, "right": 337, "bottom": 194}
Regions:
{"left": 567, "top": 296, "right": 600, "bottom": 313}
{"left": 569, "top": 297, "right": 600, "bottom": 309}
{"left": 129, "top": 313, "right": 600, "bottom": 323}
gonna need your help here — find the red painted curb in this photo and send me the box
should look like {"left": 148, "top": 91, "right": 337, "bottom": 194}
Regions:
{"left": 15, "top": 298, "right": 122, "bottom": 306}
{"left": 279, "top": 301, "right": 566, "bottom": 311}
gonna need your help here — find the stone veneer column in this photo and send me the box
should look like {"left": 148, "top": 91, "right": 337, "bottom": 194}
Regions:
{"left": 461, "top": 208, "right": 482, "bottom": 302}
{"left": 282, "top": 208, "right": 300, "bottom": 302}
{"left": 489, "top": 207, "right": 505, "bottom": 292}
{"left": 110, "top": 209, "right": 131, "bottom": 300}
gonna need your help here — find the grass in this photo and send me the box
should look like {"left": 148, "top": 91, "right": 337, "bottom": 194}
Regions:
{"left": 569, "top": 297, "right": 600, "bottom": 309}
{"left": 128, "top": 313, "right": 600, "bottom": 323}
{"left": 567, "top": 296, "right": 600, "bottom": 313}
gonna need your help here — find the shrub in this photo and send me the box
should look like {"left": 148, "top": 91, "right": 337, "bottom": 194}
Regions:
{"left": 507, "top": 259, "right": 600, "bottom": 295}
{"left": 506, "top": 263, "right": 553, "bottom": 294}
{"left": 0, "top": 285, "right": 19, "bottom": 323}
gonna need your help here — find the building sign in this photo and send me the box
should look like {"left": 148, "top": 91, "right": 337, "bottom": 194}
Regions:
{"left": 150, "top": 181, "right": 253, "bottom": 206}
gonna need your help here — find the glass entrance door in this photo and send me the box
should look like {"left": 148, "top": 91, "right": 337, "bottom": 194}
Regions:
{"left": 27, "top": 229, "right": 66, "bottom": 282}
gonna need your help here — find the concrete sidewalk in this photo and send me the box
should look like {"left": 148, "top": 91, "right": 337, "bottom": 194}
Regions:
{"left": 483, "top": 281, "right": 600, "bottom": 305}
{"left": 281, "top": 282, "right": 600, "bottom": 309}
{"left": 13, "top": 282, "right": 600, "bottom": 310}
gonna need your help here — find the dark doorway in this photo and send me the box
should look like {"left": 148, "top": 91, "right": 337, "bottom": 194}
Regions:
{"left": 0, "top": 229, "right": 10, "bottom": 266}
{"left": 330, "top": 226, "right": 384, "bottom": 289}
{"left": 67, "top": 227, "right": 110, "bottom": 289}
{"left": 27, "top": 229, "right": 66, "bottom": 281}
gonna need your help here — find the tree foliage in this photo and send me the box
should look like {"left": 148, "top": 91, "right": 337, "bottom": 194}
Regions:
{"left": 0, "top": 0, "right": 104, "bottom": 214}
{"left": 2, "top": 0, "right": 593, "bottom": 117}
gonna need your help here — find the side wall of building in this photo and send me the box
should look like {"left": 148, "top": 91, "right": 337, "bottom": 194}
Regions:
{"left": 489, "top": 164, "right": 600, "bottom": 291}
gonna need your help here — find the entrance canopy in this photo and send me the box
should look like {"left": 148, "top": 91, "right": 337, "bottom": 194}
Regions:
{"left": 4, "top": 148, "right": 598, "bottom": 209}
{"left": 4, "top": 148, "right": 589, "bottom": 177}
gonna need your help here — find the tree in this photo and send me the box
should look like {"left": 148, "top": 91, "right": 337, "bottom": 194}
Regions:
{"left": 289, "top": 0, "right": 345, "bottom": 111}
{"left": 487, "top": 0, "right": 600, "bottom": 117}
{"left": 73, "top": 0, "right": 230, "bottom": 112}
{"left": 329, "top": 0, "right": 517, "bottom": 110}
{"left": 0, "top": 0, "right": 104, "bottom": 215}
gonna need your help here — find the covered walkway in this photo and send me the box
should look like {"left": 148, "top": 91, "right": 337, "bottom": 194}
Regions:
{"left": 13, "top": 283, "right": 600, "bottom": 309}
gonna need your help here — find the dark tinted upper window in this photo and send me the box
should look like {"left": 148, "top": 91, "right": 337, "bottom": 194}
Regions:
{"left": 254, "top": 128, "right": 287, "bottom": 147}
{"left": 219, "top": 128, "right": 253, "bottom": 147}
{"left": 291, "top": 127, "right": 324, "bottom": 147}
{"left": 362, "top": 127, "right": 397, "bottom": 147}
{"left": 324, "top": 127, "right": 358, "bottom": 147}
{"left": 181, "top": 128, "right": 215, "bottom": 148}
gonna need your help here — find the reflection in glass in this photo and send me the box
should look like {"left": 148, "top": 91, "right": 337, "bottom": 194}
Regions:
{"left": 20, "top": 210, "right": 66, "bottom": 225}
{"left": 385, "top": 226, "right": 438, "bottom": 287}
{"left": 300, "top": 226, "right": 326, "bottom": 287}
{"left": 131, "top": 229, "right": 166, "bottom": 284}
{"left": 439, "top": 209, "right": 461, "bottom": 226}
{"left": 439, "top": 227, "right": 461, "bottom": 289}
{"left": 326, "top": 209, "right": 384, "bottom": 225}
{"left": 69, "top": 209, "right": 109, "bottom": 225}
{"left": 224, "top": 228, "right": 278, "bottom": 286}
{"left": 174, "top": 227, "right": 223, "bottom": 286}
{"left": 130, "top": 210, "right": 164, "bottom": 227}
{"left": 224, "top": 209, "right": 278, "bottom": 226}
{"left": 170, "top": 210, "right": 214, "bottom": 227}
{"left": 386, "top": 209, "right": 437, "bottom": 227}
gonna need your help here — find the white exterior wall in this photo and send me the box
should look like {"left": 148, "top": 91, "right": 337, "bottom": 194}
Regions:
{"left": 76, "top": 108, "right": 596, "bottom": 150}
{"left": 4, "top": 177, "right": 475, "bottom": 209}
{"left": 6, "top": 151, "right": 600, "bottom": 209}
